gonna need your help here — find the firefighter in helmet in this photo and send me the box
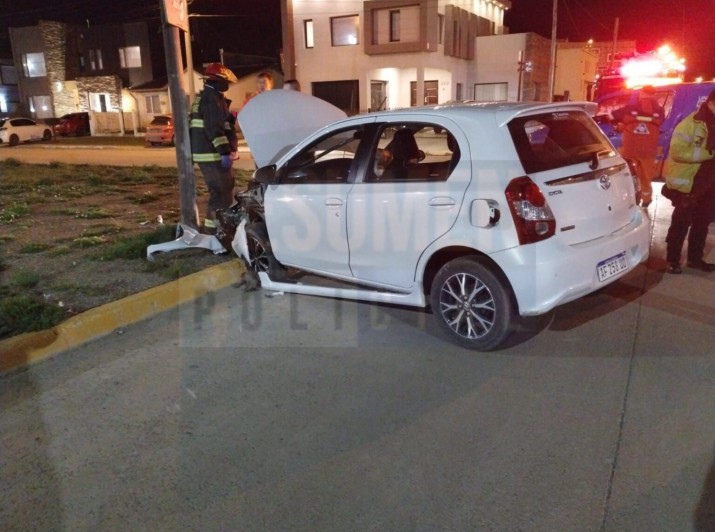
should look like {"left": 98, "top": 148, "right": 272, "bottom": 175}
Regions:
{"left": 190, "top": 62, "right": 239, "bottom": 234}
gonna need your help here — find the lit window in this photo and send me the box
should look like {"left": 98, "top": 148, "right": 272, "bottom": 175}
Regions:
{"left": 145, "top": 95, "right": 161, "bottom": 114}
{"left": 29, "top": 95, "right": 52, "bottom": 118}
{"left": 23, "top": 53, "right": 47, "bottom": 78}
{"left": 331, "top": 15, "right": 359, "bottom": 46}
{"left": 304, "top": 19, "right": 314, "bottom": 49}
{"left": 118, "top": 46, "right": 142, "bottom": 69}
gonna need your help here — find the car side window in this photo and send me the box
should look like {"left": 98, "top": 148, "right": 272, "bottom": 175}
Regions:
{"left": 367, "top": 123, "right": 460, "bottom": 183}
{"left": 282, "top": 126, "right": 363, "bottom": 184}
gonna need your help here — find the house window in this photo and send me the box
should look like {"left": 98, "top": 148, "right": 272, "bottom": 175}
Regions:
{"left": 456, "top": 83, "right": 463, "bottom": 101}
{"left": 118, "top": 46, "right": 142, "bottom": 69}
{"left": 89, "top": 93, "right": 111, "bottom": 112}
{"left": 29, "top": 95, "right": 52, "bottom": 118}
{"left": 438, "top": 14, "right": 444, "bottom": 44}
{"left": 23, "top": 52, "right": 46, "bottom": 78}
{"left": 145, "top": 95, "right": 161, "bottom": 114}
{"left": 304, "top": 19, "right": 314, "bottom": 49}
{"left": 390, "top": 10, "right": 400, "bottom": 42}
{"left": 1, "top": 64, "right": 17, "bottom": 85}
{"left": 78, "top": 54, "right": 85, "bottom": 71}
{"left": 89, "top": 49, "right": 103, "bottom": 71}
{"left": 331, "top": 15, "right": 359, "bottom": 46}
{"left": 370, "top": 6, "right": 419, "bottom": 46}
{"left": 474, "top": 82, "right": 507, "bottom": 102}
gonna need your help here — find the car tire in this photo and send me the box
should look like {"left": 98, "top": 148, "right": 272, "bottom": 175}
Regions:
{"left": 170, "top": 135, "right": 175, "bottom": 146}
{"left": 430, "top": 256, "right": 514, "bottom": 351}
{"left": 9, "top": 134, "right": 19, "bottom": 147}
{"left": 245, "top": 222, "right": 288, "bottom": 281}
{"left": 42, "top": 129, "right": 52, "bottom": 141}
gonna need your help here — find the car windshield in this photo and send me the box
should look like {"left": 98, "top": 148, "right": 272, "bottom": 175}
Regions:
{"left": 508, "top": 111, "right": 613, "bottom": 173}
{"left": 151, "top": 116, "right": 171, "bottom": 126}
{"left": 0, "top": 119, "right": 7, "bottom": 127}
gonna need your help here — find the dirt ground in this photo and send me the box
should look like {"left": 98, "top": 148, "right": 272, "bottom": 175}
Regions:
{"left": 0, "top": 160, "right": 251, "bottom": 335}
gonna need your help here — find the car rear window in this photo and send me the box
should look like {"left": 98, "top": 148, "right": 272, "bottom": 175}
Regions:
{"left": 150, "top": 116, "right": 172, "bottom": 126}
{"left": 508, "top": 111, "right": 613, "bottom": 173}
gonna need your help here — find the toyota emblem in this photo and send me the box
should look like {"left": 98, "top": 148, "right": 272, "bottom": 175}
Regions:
{"left": 599, "top": 175, "right": 611, "bottom": 190}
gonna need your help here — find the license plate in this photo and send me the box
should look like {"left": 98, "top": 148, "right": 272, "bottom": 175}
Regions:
{"left": 597, "top": 252, "right": 628, "bottom": 282}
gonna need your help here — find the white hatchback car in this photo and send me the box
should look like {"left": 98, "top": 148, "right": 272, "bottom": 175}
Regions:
{"left": 0, "top": 117, "right": 53, "bottom": 146}
{"left": 229, "top": 91, "right": 650, "bottom": 350}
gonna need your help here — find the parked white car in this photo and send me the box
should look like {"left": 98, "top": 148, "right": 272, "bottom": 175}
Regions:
{"left": 228, "top": 91, "right": 650, "bottom": 350}
{"left": 0, "top": 117, "right": 53, "bottom": 146}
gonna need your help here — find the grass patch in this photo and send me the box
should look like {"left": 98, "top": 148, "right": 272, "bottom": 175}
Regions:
{"left": 77, "top": 207, "right": 112, "bottom": 219}
{"left": 9, "top": 270, "right": 40, "bottom": 288}
{"left": 133, "top": 191, "right": 160, "bottom": 204}
{"left": 93, "top": 224, "right": 175, "bottom": 260}
{"left": 19, "top": 243, "right": 52, "bottom": 254}
{"left": 49, "top": 245, "right": 72, "bottom": 256}
{"left": 1, "top": 158, "right": 22, "bottom": 168}
{"left": 51, "top": 207, "right": 80, "bottom": 216}
{"left": 0, "top": 295, "right": 66, "bottom": 339}
{"left": 51, "top": 282, "right": 109, "bottom": 297}
{"left": 71, "top": 236, "right": 107, "bottom": 248}
{"left": 0, "top": 202, "right": 30, "bottom": 223}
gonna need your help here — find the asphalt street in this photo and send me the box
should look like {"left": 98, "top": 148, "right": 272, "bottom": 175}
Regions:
{"left": 1, "top": 184, "right": 714, "bottom": 531}
{"left": 0, "top": 141, "right": 257, "bottom": 170}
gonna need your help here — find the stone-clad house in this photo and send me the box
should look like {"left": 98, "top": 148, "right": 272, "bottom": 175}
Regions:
{"left": 8, "top": 19, "right": 157, "bottom": 133}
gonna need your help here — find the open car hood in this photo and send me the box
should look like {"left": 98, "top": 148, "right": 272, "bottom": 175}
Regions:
{"left": 238, "top": 91, "right": 347, "bottom": 168}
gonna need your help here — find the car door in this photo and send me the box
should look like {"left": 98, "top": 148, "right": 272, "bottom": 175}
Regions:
{"left": 263, "top": 124, "right": 368, "bottom": 277}
{"left": 346, "top": 117, "right": 471, "bottom": 289}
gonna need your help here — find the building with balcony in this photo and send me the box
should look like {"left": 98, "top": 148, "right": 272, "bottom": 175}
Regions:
{"left": 280, "top": 0, "right": 512, "bottom": 114}
{"left": 8, "top": 19, "right": 157, "bottom": 132}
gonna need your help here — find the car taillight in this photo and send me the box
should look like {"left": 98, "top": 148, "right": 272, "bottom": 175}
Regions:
{"left": 625, "top": 158, "right": 642, "bottom": 206}
{"left": 505, "top": 176, "right": 556, "bottom": 245}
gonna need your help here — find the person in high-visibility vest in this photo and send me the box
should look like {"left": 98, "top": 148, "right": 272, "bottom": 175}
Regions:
{"left": 662, "top": 89, "right": 715, "bottom": 274}
{"left": 612, "top": 86, "right": 665, "bottom": 207}
{"left": 190, "top": 63, "right": 238, "bottom": 234}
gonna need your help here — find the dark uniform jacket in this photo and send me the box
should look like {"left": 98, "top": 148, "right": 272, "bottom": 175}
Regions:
{"left": 190, "top": 84, "right": 237, "bottom": 163}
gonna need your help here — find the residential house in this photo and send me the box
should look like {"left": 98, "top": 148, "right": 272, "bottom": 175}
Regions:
{"left": 280, "top": 0, "right": 513, "bottom": 114}
{"left": 129, "top": 68, "right": 203, "bottom": 130}
{"left": 8, "top": 19, "right": 157, "bottom": 133}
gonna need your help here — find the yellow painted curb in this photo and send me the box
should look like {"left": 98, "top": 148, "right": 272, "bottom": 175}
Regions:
{"left": 0, "top": 260, "right": 245, "bottom": 374}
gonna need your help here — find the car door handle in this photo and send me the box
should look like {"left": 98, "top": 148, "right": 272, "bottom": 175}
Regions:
{"left": 428, "top": 197, "right": 456, "bottom": 207}
{"left": 325, "top": 198, "right": 343, "bottom": 207}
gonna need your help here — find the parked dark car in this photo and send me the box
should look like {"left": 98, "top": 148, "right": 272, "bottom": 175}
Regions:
{"left": 55, "top": 112, "right": 90, "bottom": 136}
{"left": 145, "top": 115, "right": 174, "bottom": 146}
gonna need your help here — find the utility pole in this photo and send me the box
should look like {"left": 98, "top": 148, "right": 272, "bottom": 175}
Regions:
{"left": 547, "top": 0, "right": 558, "bottom": 102}
{"left": 159, "top": 0, "right": 198, "bottom": 229}
{"left": 610, "top": 17, "right": 620, "bottom": 71}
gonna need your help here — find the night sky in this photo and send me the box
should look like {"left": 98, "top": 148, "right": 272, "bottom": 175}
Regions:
{"left": 1, "top": 0, "right": 713, "bottom": 80}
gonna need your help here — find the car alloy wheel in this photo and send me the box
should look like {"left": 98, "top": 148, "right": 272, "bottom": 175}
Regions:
{"left": 430, "top": 257, "right": 514, "bottom": 351}
{"left": 244, "top": 222, "right": 288, "bottom": 281}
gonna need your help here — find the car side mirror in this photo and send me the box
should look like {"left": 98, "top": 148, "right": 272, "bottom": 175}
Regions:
{"left": 254, "top": 164, "right": 278, "bottom": 184}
